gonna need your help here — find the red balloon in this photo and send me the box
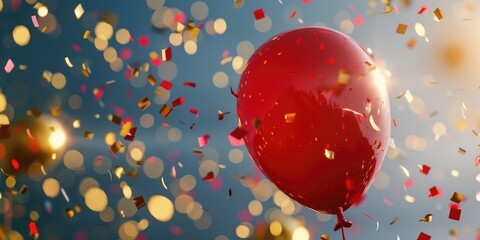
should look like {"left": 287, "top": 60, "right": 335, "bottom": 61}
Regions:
{"left": 237, "top": 27, "right": 390, "bottom": 227}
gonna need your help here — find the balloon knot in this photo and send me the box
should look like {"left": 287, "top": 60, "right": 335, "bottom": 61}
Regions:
{"left": 334, "top": 207, "right": 352, "bottom": 231}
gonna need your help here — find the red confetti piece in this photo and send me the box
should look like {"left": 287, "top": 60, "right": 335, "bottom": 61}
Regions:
{"left": 202, "top": 171, "right": 215, "bottom": 181}
{"left": 162, "top": 47, "right": 172, "bottom": 61}
{"left": 290, "top": 11, "right": 297, "bottom": 19}
{"left": 183, "top": 81, "right": 196, "bottom": 88}
{"left": 4, "top": 59, "right": 14, "bottom": 73}
{"left": 393, "top": 118, "right": 397, "bottom": 128}
{"left": 417, "top": 232, "right": 431, "bottom": 240}
{"left": 80, "top": 85, "right": 87, "bottom": 93}
{"left": 138, "top": 36, "right": 150, "bottom": 47}
{"left": 253, "top": 9, "right": 265, "bottom": 20}
{"left": 475, "top": 156, "right": 480, "bottom": 166}
{"left": 420, "top": 164, "right": 430, "bottom": 175}
{"left": 11, "top": 158, "right": 20, "bottom": 170}
{"left": 31, "top": 15, "right": 39, "bottom": 27}
{"left": 72, "top": 44, "right": 82, "bottom": 52}
{"left": 230, "top": 86, "right": 238, "bottom": 98}
{"left": 190, "top": 108, "right": 199, "bottom": 118}
{"left": 171, "top": 96, "right": 184, "bottom": 108}
{"left": 170, "top": 226, "right": 183, "bottom": 236}
{"left": 403, "top": 178, "right": 414, "bottom": 190}
{"left": 428, "top": 186, "right": 440, "bottom": 197}
{"left": 301, "top": 0, "right": 313, "bottom": 3}
{"left": 0, "top": 125, "right": 10, "bottom": 139}
{"left": 328, "top": 56, "right": 335, "bottom": 64}
{"left": 124, "top": 127, "right": 137, "bottom": 141}
{"left": 418, "top": 5, "right": 428, "bottom": 14}
{"left": 362, "top": 212, "right": 376, "bottom": 221}
{"left": 222, "top": 50, "right": 229, "bottom": 58}
{"left": 198, "top": 134, "right": 210, "bottom": 147}
{"left": 160, "top": 80, "right": 173, "bottom": 90}
{"left": 29, "top": 221, "right": 39, "bottom": 235}
{"left": 230, "top": 127, "right": 247, "bottom": 140}
{"left": 151, "top": 57, "right": 161, "bottom": 67}
{"left": 448, "top": 204, "right": 461, "bottom": 221}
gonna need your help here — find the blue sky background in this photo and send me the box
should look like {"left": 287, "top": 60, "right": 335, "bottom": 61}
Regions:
{"left": 1, "top": 0, "right": 480, "bottom": 239}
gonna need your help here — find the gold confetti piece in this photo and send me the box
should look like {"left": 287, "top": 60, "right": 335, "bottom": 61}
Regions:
{"left": 108, "top": 114, "right": 122, "bottom": 125}
{"left": 114, "top": 166, "right": 125, "bottom": 179}
{"left": 450, "top": 192, "right": 464, "bottom": 203}
{"left": 458, "top": 147, "right": 466, "bottom": 155}
{"left": 84, "top": 130, "right": 94, "bottom": 139}
{"left": 75, "top": 204, "right": 81, "bottom": 213}
{"left": 19, "top": 184, "right": 28, "bottom": 194}
{"left": 83, "top": 30, "right": 91, "bottom": 39}
{"left": 397, "top": 90, "right": 414, "bottom": 103}
{"left": 419, "top": 214, "right": 433, "bottom": 223}
{"left": 159, "top": 104, "right": 173, "bottom": 118}
{"left": 137, "top": 96, "right": 151, "bottom": 110}
{"left": 134, "top": 195, "right": 146, "bottom": 209}
{"left": 19, "top": 65, "right": 27, "bottom": 70}
{"left": 61, "top": 187, "right": 70, "bottom": 202}
{"left": 161, "top": 177, "right": 168, "bottom": 190}
{"left": 43, "top": 70, "right": 52, "bottom": 82}
{"left": 64, "top": 57, "right": 73, "bottom": 68}
{"left": 233, "top": 0, "right": 244, "bottom": 8}
{"left": 369, "top": 115, "right": 381, "bottom": 131}
{"left": 405, "top": 195, "right": 415, "bottom": 203}
{"left": 74, "top": 3, "right": 84, "bottom": 19}
{"left": 337, "top": 69, "right": 351, "bottom": 85}
{"left": 27, "top": 108, "right": 42, "bottom": 117}
{"left": 81, "top": 63, "right": 91, "bottom": 77}
{"left": 176, "top": 22, "right": 185, "bottom": 33}
{"left": 399, "top": 165, "right": 410, "bottom": 177}
{"left": 390, "top": 216, "right": 399, "bottom": 225}
{"left": 472, "top": 130, "right": 478, "bottom": 136}
{"left": 321, "top": 234, "right": 330, "bottom": 240}
{"left": 396, "top": 24, "right": 408, "bottom": 34}
{"left": 110, "top": 140, "right": 125, "bottom": 154}
{"left": 324, "top": 149, "right": 335, "bottom": 160}
{"left": 51, "top": 107, "right": 61, "bottom": 116}
{"left": 147, "top": 74, "right": 156, "bottom": 86}
{"left": 73, "top": 119, "right": 81, "bottom": 128}
{"left": 462, "top": 102, "right": 467, "bottom": 120}
{"left": 414, "top": 23, "right": 426, "bottom": 37}
{"left": 66, "top": 208, "right": 75, "bottom": 218}
{"left": 220, "top": 56, "right": 233, "bottom": 65}
{"left": 284, "top": 113, "right": 296, "bottom": 123}
{"left": 433, "top": 8, "right": 444, "bottom": 20}
{"left": 40, "top": 165, "right": 47, "bottom": 175}
{"left": 162, "top": 47, "right": 172, "bottom": 61}
{"left": 407, "top": 38, "right": 416, "bottom": 49}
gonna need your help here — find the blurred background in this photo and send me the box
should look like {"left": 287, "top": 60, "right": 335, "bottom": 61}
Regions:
{"left": 0, "top": 0, "right": 479, "bottom": 239}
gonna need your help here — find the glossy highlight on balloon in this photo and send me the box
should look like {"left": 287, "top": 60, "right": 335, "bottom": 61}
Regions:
{"left": 237, "top": 27, "right": 390, "bottom": 221}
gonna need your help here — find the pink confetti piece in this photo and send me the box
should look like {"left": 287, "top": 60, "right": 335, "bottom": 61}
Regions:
{"left": 26, "top": 128, "right": 35, "bottom": 140}
{"left": 120, "top": 48, "right": 132, "bottom": 60}
{"left": 198, "top": 134, "right": 210, "bottom": 147}
{"left": 4, "top": 59, "right": 14, "bottom": 73}
{"left": 475, "top": 156, "right": 480, "bottom": 166}
{"left": 171, "top": 166, "right": 176, "bottom": 179}
{"left": 348, "top": 3, "right": 356, "bottom": 11}
{"left": 138, "top": 36, "right": 150, "bottom": 47}
{"left": 353, "top": 15, "right": 364, "bottom": 26}
{"left": 383, "top": 197, "right": 393, "bottom": 206}
{"left": 362, "top": 212, "right": 376, "bottom": 221}
{"left": 31, "top": 15, "right": 39, "bottom": 27}
{"left": 228, "top": 134, "right": 244, "bottom": 146}
{"left": 394, "top": 3, "right": 399, "bottom": 15}
{"left": 403, "top": 178, "right": 414, "bottom": 190}
{"left": 222, "top": 50, "right": 229, "bottom": 58}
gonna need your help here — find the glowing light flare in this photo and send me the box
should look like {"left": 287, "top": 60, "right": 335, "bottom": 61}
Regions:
{"left": 49, "top": 128, "right": 66, "bottom": 150}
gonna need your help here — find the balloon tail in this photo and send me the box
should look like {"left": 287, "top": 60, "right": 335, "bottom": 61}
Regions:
{"left": 341, "top": 227, "right": 346, "bottom": 240}
{"left": 334, "top": 207, "right": 352, "bottom": 232}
